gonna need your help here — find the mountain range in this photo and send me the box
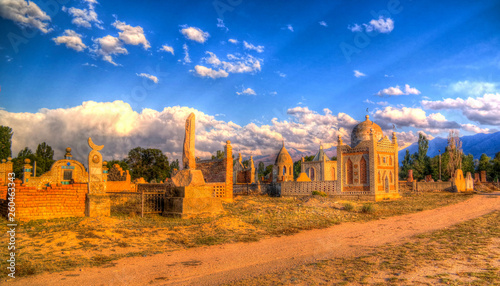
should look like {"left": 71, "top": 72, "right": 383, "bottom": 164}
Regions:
{"left": 249, "top": 131, "right": 500, "bottom": 167}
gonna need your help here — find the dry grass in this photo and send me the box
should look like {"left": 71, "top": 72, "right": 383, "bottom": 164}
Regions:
{"left": 228, "top": 211, "right": 500, "bottom": 286}
{"left": 0, "top": 192, "right": 473, "bottom": 277}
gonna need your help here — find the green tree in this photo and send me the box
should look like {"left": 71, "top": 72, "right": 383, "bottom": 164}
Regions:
{"left": 491, "top": 152, "right": 500, "bottom": 182}
{"left": 399, "top": 149, "right": 412, "bottom": 180}
{"left": 34, "top": 142, "right": 55, "bottom": 176}
{"left": 476, "top": 153, "right": 493, "bottom": 180}
{"left": 106, "top": 159, "right": 129, "bottom": 172}
{"left": 293, "top": 155, "right": 314, "bottom": 179}
{"left": 211, "top": 150, "right": 224, "bottom": 160}
{"left": 170, "top": 159, "right": 180, "bottom": 172}
{"left": 461, "top": 154, "right": 475, "bottom": 177}
{"left": 126, "top": 147, "right": 171, "bottom": 182}
{"left": 0, "top": 126, "right": 13, "bottom": 160}
{"left": 13, "top": 147, "right": 36, "bottom": 179}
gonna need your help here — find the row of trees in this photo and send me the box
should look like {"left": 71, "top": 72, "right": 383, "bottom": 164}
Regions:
{"left": 400, "top": 131, "right": 500, "bottom": 182}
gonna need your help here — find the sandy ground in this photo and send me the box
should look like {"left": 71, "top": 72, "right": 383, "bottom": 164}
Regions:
{"left": 9, "top": 193, "right": 499, "bottom": 286}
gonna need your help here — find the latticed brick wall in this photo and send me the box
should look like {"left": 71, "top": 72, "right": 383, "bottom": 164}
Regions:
{"left": 281, "top": 181, "right": 337, "bottom": 196}
{"left": 0, "top": 183, "right": 88, "bottom": 221}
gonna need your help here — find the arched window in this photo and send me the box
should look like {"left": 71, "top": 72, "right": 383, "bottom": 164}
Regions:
{"left": 309, "top": 168, "right": 316, "bottom": 181}
{"left": 389, "top": 156, "right": 393, "bottom": 166}
{"left": 283, "top": 166, "right": 286, "bottom": 176}
{"left": 360, "top": 156, "right": 367, "bottom": 184}
{"left": 347, "top": 159, "right": 353, "bottom": 184}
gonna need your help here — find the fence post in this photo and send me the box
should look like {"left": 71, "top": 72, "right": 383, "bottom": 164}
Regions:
{"left": 141, "top": 189, "right": 144, "bottom": 218}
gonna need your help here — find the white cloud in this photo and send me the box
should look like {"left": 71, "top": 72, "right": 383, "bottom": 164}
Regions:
{"left": 276, "top": 71, "right": 286, "bottom": 78}
{"left": 2, "top": 101, "right": 445, "bottom": 163}
{"left": 349, "top": 16, "right": 394, "bottom": 34}
{"left": 376, "top": 84, "right": 420, "bottom": 96}
{"left": 113, "top": 20, "right": 150, "bottom": 49}
{"left": 194, "top": 65, "right": 228, "bottom": 79}
{"left": 460, "top": 123, "right": 492, "bottom": 134}
{"left": 203, "top": 51, "right": 262, "bottom": 74}
{"left": 347, "top": 24, "right": 362, "bottom": 32}
{"left": 384, "top": 74, "right": 394, "bottom": 78}
{"left": 319, "top": 21, "right": 327, "bottom": 27}
{"left": 363, "top": 99, "right": 375, "bottom": 104}
{"left": 373, "top": 106, "right": 460, "bottom": 132}
{"left": 354, "top": 70, "right": 366, "bottom": 77}
{"left": 180, "top": 26, "right": 209, "bottom": 43}
{"left": 228, "top": 39, "right": 238, "bottom": 44}
{"left": 183, "top": 43, "right": 191, "bottom": 63}
{"left": 160, "top": 44, "right": 174, "bottom": 55}
{"left": 5, "top": 55, "right": 13, "bottom": 62}
{"left": 448, "top": 81, "right": 498, "bottom": 96}
{"left": 237, "top": 88, "right": 257, "bottom": 96}
{"left": 404, "top": 84, "right": 421, "bottom": 95}
{"left": 269, "top": 91, "right": 277, "bottom": 96}
{"left": 92, "top": 35, "right": 128, "bottom": 66}
{"left": 62, "top": 3, "right": 102, "bottom": 29}
{"left": 83, "top": 62, "right": 97, "bottom": 67}
{"left": 217, "top": 18, "right": 228, "bottom": 31}
{"left": 52, "top": 30, "right": 86, "bottom": 52}
{"left": 243, "top": 41, "right": 264, "bottom": 53}
{"left": 422, "top": 93, "right": 500, "bottom": 125}
{"left": 284, "top": 24, "right": 294, "bottom": 32}
{"left": 0, "top": 0, "right": 52, "bottom": 33}
{"left": 136, "top": 73, "right": 158, "bottom": 84}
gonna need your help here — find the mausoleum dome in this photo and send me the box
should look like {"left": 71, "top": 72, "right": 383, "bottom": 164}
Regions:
{"left": 350, "top": 115, "right": 383, "bottom": 147}
{"left": 275, "top": 141, "right": 293, "bottom": 166}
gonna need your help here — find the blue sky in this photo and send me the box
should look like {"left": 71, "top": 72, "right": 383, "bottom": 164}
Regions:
{"left": 0, "top": 0, "right": 499, "bottom": 162}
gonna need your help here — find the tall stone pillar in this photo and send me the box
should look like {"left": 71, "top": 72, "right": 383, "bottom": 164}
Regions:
{"left": 224, "top": 140, "right": 233, "bottom": 202}
{"left": 86, "top": 137, "right": 110, "bottom": 217}
{"left": 164, "top": 113, "right": 223, "bottom": 217}
{"left": 22, "top": 159, "right": 32, "bottom": 185}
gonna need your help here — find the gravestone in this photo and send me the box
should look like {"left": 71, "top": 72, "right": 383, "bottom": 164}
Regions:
{"left": 480, "top": 171, "right": 487, "bottom": 183}
{"left": 453, "top": 169, "right": 466, "bottom": 193}
{"left": 164, "top": 113, "right": 223, "bottom": 218}
{"left": 474, "top": 173, "right": 480, "bottom": 183}
{"left": 465, "top": 172, "right": 474, "bottom": 192}
{"left": 86, "top": 137, "right": 110, "bottom": 217}
{"left": 407, "top": 170, "right": 413, "bottom": 183}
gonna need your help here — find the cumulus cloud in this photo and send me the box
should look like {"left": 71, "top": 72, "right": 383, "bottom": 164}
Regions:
{"left": 62, "top": 3, "right": 102, "bottom": 29}
{"left": 136, "top": 73, "right": 158, "bottom": 84}
{"left": 112, "top": 20, "right": 150, "bottom": 49}
{"left": 448, "top": 81, "right": 498, "bottom": 96}
{"left": 236, "top": 88, "right": 256, "bottom": 96}
{"left": 319, "top": 21, "right": 327, "bottom": 27}
{"left": 243, "top": 41, "right": 264, "bottom": 53}
{"left": 228, "top": 39, "right": 238, "bottom": 44}
{"left": 0, "top": 101, "right": 370, "bottom": 164}
{"left": 92, "top": 35, "right": 128, "bottom": 66}
{"left": 52, "top": 30, "right": 86, "bottom": 52}
{"left": 0, "top": 0, "right": 52, "bottom": 33}
{"left": 349, "top": 16, "right": 394, "bottom": 34}
{"left": 422, "top": 93, "right": 500, "bottom": 125}
{"left": 373, "top": 106, "right": 460, "bottom": 133}
{"left": 194, "top": 65, "right": 228, "bottom": 79}
{"left": 376, "top": 84, "right": 420, "bottom": 96}
{"left": 202, "top": 51, "right": 262, "bottom": 75}
{"left": 354, "top": 70, "right": 366, "bottom": 77}
{"left": 460, "top": 123, "right": 492, "bottom": 134}
{"left": 180, "top": 26, "right": 209, "bottom": 43}
{"left": 160, "top": 44, "right": 174, "bottom": 55}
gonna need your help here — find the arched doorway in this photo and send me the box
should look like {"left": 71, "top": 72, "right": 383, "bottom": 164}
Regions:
{"left": 385, "top": 176, "right": 389, "bottom": 193}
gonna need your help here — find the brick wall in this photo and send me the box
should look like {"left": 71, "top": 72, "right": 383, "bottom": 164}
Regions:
{"left": 0, "top": 183, "right": 88, "bottom": 221}
{"left": 197, "top": 160, "right": 225, "bottom": 183}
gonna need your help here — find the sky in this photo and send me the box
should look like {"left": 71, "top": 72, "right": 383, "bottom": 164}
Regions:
{"left": 0, "top": 0, "right": 499, "bottom": 163}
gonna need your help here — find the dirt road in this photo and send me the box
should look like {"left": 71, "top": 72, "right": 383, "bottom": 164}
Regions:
{"left": 11, "top": 193, "right": 499, "bottom": 286}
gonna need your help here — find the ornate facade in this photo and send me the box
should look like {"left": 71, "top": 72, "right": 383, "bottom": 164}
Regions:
{"left": 273, "top": 141, "right": 294, "bottom": 182}
{"left": 301, "top": 145, "right": 337, "bottom": 181}
{"left": 337, "top": 115, "right": 400, "bottom": 200}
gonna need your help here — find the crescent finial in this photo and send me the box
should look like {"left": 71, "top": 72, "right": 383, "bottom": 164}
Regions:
{"left": 88, "top": 137, "right": 104, "bottom": 151}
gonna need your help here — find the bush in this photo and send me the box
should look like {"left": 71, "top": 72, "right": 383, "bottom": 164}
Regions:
{"left": 343, "top": 202, "right": 354, "bottom": 211}
{"left": 361, "top": 203, "right": 375, "bottom": 213}
{"left": 312, "top": 190, "right": 327, "bottom": 197}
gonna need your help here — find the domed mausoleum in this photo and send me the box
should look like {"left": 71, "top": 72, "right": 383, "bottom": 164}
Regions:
{"left": 337, "top": 115, "right": 400, "bottom": 200}
{"left": 273, "top": 141, "right": 294, "bottom": 182}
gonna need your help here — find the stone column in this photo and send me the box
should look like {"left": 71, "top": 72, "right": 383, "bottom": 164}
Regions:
{"left": 182, "top": 113, "right": 196, "bottom": 170}
{"left": 224, "top": 140, "right": 233, "bottom": 202}
{"left": 86, "top": 137, "right": 110, "bottom": 217}
{"left": 22, "top": 158, "right": 32, "bottom": 185}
